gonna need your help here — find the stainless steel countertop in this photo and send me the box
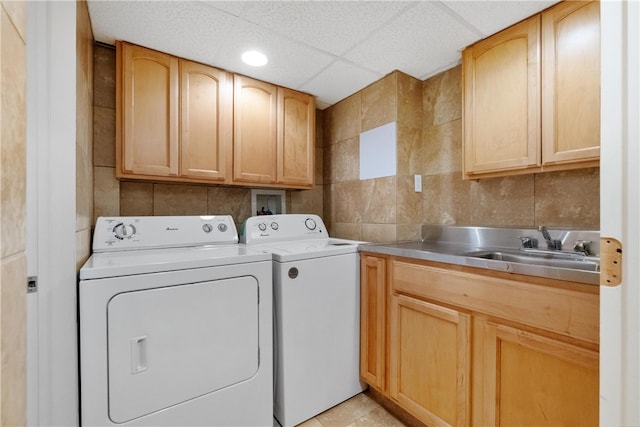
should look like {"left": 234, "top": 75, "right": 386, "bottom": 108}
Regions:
{"left": 357, "top": 225, "right": 600, "bottom": 286}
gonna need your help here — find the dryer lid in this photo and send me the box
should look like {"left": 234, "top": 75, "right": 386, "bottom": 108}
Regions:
{"left": 79, "top": 245, "right": 271, "bottom": 280}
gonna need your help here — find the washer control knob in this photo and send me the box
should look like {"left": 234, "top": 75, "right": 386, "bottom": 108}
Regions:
{"left": 271, "top": 222, "right": 279, "bottom": 230}
{"left": 113, "top": 223, "right": 136, "bottom": 240}
{"left": 258, "top": 223, "right": 267, "bottom": 231}
{"left": 304, "top": 218, "right": 317, "bottom": 230}
{"left": 202, "top": 224, "right": 213, "bottom": 233}
{"left": 217, "top": 223, "right": 228, "bottom": 232}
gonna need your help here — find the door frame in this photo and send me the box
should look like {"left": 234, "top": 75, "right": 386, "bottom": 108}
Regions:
{"left": 600, "top": 1, "right": 640, "bottom": 425}
{"left": 26, "top": 2, "right": 78, "bottom": 426}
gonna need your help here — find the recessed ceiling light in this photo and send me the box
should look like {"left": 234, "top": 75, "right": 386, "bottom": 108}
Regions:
{"left": 242, "top": 50, "right": 268, "bottom": 67}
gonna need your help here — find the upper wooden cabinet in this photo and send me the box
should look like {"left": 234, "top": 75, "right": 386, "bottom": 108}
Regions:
{"left": 542, "top": 0, "right": 600, "bottom": 165}
{"left": 117, "top": 42, "right": 315, "bottom": 189}
{"left": 117, "top": 42, "right": 232, "bottom": 183}
{"left": 180, "top": 60, "right": 233, "bottom": 182}
{"left": 117, "top": 42, "right": 180, "bottom": 178}
{"left": 463, "top": 15, "right": 541, "bottom": 176}
{"left": 233, "top": 75, "right": 278, "bottom": 185}
{"left": 277, "top": 88, "right": 315, "bottom": 187}
{"left": 463, "top": 0, "right": 600, "bottom": 178}
{"left": 233, "top": 76, "right": 315, "bottom": 188}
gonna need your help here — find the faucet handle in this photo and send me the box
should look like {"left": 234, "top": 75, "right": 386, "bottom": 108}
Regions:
{"left": 519, "top": 236, "right": 538, "bottom": 249}
{"left": 573, "top": 240, "right": 591, "bottom": 255}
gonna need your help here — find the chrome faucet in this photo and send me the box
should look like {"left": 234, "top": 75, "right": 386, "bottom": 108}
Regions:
{"left": 573, "top": 240, "right": 592, "bottom": 256}
{"left": 519, "top": 236, "right": 538, "bottom": 249}
{"left": 538, "top": 226, "right": 562, "bottom": 250}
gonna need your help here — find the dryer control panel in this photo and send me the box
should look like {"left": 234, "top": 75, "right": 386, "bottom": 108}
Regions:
{"left": 240, "top": 214, "right": 327, "bottom": 244}
{"left": 93, "top": 216, "right": 238, "bottom": 252}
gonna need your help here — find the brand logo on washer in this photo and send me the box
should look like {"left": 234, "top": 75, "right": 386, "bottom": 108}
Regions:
{"left": 165, "top": 227, "right": 179, "bottom": 231}
{"left": 288, "top": 267, "right": 298, "bottom": 279}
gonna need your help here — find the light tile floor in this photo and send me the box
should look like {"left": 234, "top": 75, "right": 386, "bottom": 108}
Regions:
{"left": 276, "top": 393, "right": 406, "bottom": 427}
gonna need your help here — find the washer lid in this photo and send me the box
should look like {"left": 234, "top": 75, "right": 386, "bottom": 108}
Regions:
{"left": 79, "top": 245, "right": 271, "bottom": 280}
{"left": 255, "top": 238, "right": 360, "bottom": 262}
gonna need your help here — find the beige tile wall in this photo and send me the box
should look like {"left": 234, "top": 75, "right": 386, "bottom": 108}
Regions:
{"left": 0, "top": 1, "right": 26, "bottom": 424}
{"left": 422, "top": 66, "right": 600, "bottom": 229}
{"left": 324, "top": 66, "right": 600, "bottom": 243}
{"left": 93, "top": 45, "right": 324, "bottom": 228}
{"left": 77, "top": 0, "right": 93, "bottom": 269}
{"left": 323, "top": 71, "right": 424, "bottom": 242}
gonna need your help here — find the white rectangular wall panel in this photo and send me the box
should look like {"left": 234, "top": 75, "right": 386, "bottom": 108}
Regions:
{"left": 359, "top": 122, "right": 397, "bottom": 180}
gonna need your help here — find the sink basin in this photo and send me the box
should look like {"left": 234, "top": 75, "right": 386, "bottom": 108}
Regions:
{"left": 464, "top": 250, "right": 600, "bottom": 272}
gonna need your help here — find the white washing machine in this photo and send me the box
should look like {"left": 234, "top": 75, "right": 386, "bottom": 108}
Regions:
{"left": 79, "top": 216, "right": 273, "bottom": 426}
{"left": 241, "top": 214, "right": 366, "bottom": 427}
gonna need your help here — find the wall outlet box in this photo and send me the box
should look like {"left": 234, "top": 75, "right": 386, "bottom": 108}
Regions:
{"left": 414, "top": 175, "right": 422, "bottom": 192}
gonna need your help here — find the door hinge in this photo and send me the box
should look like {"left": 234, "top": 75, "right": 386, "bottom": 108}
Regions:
{"left": 27, "top": 276, "right": 38, "bottom": 293}
{"left": 600, "top": 237, "right": 623, "bottom": 286}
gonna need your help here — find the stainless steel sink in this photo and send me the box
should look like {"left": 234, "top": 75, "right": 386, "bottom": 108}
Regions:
{"left": 464, "top": 250, "right": 600, "bottom": 272}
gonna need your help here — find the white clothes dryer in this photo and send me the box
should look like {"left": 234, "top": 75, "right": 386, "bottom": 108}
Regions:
{"left": 241, "top": 214, "right": 366, "bottom": 427}
{"left": 79, "top": 216, "right": 272, "bottom": 426}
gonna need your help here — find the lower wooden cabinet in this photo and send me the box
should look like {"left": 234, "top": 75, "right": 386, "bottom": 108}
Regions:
{"left": 360, "top": 255, "right": 387, "bottom": 391}
{"left": 359, "top": 252, "right": 599, "bottom": 427}
{"left": 473, "top": 317, "right": 598, "bottom": 427}
{"left": 389, "top": 294, "right": 470, "bottom": 426}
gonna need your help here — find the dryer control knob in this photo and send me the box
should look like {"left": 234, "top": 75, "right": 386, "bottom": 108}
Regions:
{"left": 258, "top": 223, "right": 267, "bottom": 231}
{"left": 202, "top": 224, "right": 213, "bottom": 233}
{"left": 217, "top": 223, "right": 228, "bottom": 232}
{"left": 113, "top": 223, "right": 136, "bottom": 240}
{"left": 271, "top": 222, "right": 279, "bottom": 230}
{"left": 304, "top": 218, "right": 317, "bottom": 230}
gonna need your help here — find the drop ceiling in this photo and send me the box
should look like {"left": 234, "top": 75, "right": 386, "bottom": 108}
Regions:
{"left": 88, "top": 1, "right": 558, "bottom": 109}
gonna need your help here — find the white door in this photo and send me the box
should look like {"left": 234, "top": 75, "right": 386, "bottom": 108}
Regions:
{"left": 106, "top": 277, "right": 259, "bottom": 423}
{"left": 600, "top": 1, "right": 640, "bottom": 425}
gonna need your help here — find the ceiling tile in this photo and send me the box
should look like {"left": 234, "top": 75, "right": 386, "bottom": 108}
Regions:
{"left": 344, "top": 2, "right": 479, "bottom": 79}
{"left": 208, "top": 1, "right": 414, "bottom": 56}
{"left": 88, "top": 1, "right": 334, "bottom": 91}
{"left": 88, "top": 1, "right": 234, "bottom": 62}
{"left": 210, "top": 25, "right": 336, "bottom": 90}
{"left": 299, "top": 60, "right": 382, "bottom": 106}
{"left": 442, "top": 1, "right": 559, "bottom": 37}
{"left": 88, "top": 0, "right": 560, "bottom": 109}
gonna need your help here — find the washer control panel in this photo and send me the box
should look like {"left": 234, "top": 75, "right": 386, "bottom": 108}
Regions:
{"left": 93, "top": 215, "right": 238, "bottom": 252}
{"left": 240, "top": 214, "right": 326, "bottom": 244}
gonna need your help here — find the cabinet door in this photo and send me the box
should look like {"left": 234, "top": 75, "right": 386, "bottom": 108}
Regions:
{"left": 118, "top": 42, "right": 179, "bottom": 177}
{"left": 277, "top": 88, "right": 315, "bottom": 187}
{"left": 389, "top": 294, "right": 470, "bottom": 426}
{"left": 233, "top": 75, "right": 277, "bottom": 184}
{"left": 360, "top": 255, "right": 387, "bottom": 391}
{"left": 463, "top": 16, "right": 540, "bottom": 176}
{"left": 473, "top": 318, "right": 598, "bottom": 426}
{"left": 542, "top": 1, "right": 600, "bottom": 165}
{"left": 180, "top": 61, "right": 232, "bottom": 181}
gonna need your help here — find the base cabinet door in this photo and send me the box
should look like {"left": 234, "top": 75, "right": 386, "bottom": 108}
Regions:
{"left": 473, "top": 317, "right": 599, "bottom": 426}
{"left": 389, "top": 294, "right": 470, "bottom": 427}
{"left": 360, "top": 255, "right": 386, "bottom": 391}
